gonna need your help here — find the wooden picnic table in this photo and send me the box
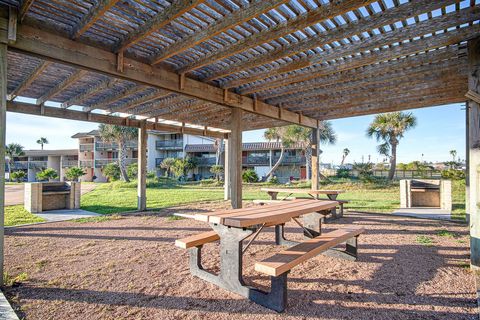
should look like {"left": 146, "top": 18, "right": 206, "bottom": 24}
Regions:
{"left": 175, "top": 199, "right": 363, "bottom": 312}
{"left": 261, "top": 187, "right": 346, "bottom": 218}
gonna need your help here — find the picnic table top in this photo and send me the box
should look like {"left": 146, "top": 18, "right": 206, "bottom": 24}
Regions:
{"left": 260, "top": 188, "right": 344, "bottom": 195}
{"left": 194, "top": 199, "right": 338, "bottom": 228}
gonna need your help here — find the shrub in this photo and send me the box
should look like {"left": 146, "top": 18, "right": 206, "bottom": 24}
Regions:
{"left": 64, "top": 167, "right": 86, "bottom": 181}
{"left": 242, "top": 169, "right": 259, "bottom": 183}
{"left": 147, "top": 171, "right": 156, "bottom": 179}
{"left": 210, "top": 165, "right": 223, "bottom": 181}
{"left": 441, "top": 169, "right": 465, "bottom": 180}
{"left": 336, "top": 168, "right": 351, "bottom": 178}
{"left": 352, "top": 162, "right": 374, "bottom": 182}
{"left": 127, "top": 163, "right": 138, "bottom": 180}
{"left": 10, "top": 171, "right": 26, "bottom": 182}
{"left": 103, "top": 162, "right": 121, "bottom": 181}
{"left": 36, "top": 168, "right": 58, "bottom": 181}
{"left": 269, "top": 176, "right": 280, "bottom": 184}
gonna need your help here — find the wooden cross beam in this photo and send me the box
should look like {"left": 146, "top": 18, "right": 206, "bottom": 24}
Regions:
{"left": 61, "top": 78, "right": 116, "bottom": 109}
{"left": 1, "top": 16, "right": 317, "bottom": 127}
{"left": 114, "top": 0, "right": 204, "bottom": 53}
{"left": 220, "top": 5, "right": 479, "bottom": 89}
{"left": 83, "top": 85, "right": 147, "bottom": 112}
{"left": 153, "top": 0, "right": 290, "bottom": 66}
{"left": 107, "top": 89, "right": 172, "bottom": 114}
{"left": 36, "top": 69, "right": 87, "bottom": 105}
{"left": 176, "top": 0, "right": 377, "bottom": 73}
{"left": 8, "top": 60, "right": 51, "bottom": 100}
{"left": 71, "top": 0, "right": 121, "bottom": 39}
{"left": 19, "top": 0, "right": 34, "bottom": 22}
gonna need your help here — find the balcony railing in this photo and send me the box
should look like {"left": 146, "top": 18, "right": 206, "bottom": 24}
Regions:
{"left": 242, "top": 156, "right": 270, "bottom": 165}
{"left": 95, "top": 158, "right": 137, "bottom": 168}
{"left": 95, "top": 141, "right": 137, "bottom": 151}
{"left": 12, "top": 161, "right": 29, "bottom": 170}
{"left": 155, "top": 140, "right": 183, "bottom": 149}
{"left": 79, "top": 144, "right": 94, "bottom": 152}
{"left": 195, "top": 157, "right": 216, "bottom": 166}
{"left": 28, "top": 161, "right": 48, "bottom": 169}
{"left": 62, "top": 160, "right": 79, "bottom": 167}
{"left": 272, "top": 155, "right": 306, "bottom": 164}
{"left": 79, "top": 160, "right": 94, "bottom": 168}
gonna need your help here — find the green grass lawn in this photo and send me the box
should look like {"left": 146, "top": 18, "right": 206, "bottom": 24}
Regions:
{"left": 81, "top": 178, "right": 466, "bottom": 220}
{"left": 5, "top": 205, "right": 46, "bottom": 226}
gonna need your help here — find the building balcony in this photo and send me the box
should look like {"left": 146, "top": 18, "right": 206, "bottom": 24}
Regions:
{"left": 95, "top": 158, "right": 137, "bottom": 168}
{"left": 79, "top": 160, "right": 94, "bottom": 168}
{"left": 95, "top": 142, "right": 137, "bottom": 151}
{"left": 195, "top": 157, "right": 216, "bottom": 166}
{"left": 62, "top": 160, "right": 79, "bottom": 167}
{"left": 12, "top": 161, "right": 29, "bottom": 170}
{"left": 79, "top": 144, "right": 94, "bottom": 152}
{"left": 273, "top": 155, "right": 306, "bottom": 164}
{"left": 28, "top": 161, "right": 48, "bottom": 169}
{"left": 242, "top": 156, "right": 270, "bottom": 166}
{"left": 155, "top": 140, "right": 183, "bottom": 149}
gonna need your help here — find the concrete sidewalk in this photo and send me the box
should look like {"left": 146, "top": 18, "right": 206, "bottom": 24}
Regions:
{"left": 35, "top": 209, "right": 100, "bottom": 222}
{"left": 392, "top": 207, "right": 452, "bottom": 220}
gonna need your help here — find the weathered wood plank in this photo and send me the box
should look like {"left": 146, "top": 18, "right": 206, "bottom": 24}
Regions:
{"left": 71, "top": 0, "right": 121, "bottom": 39}
{"left": 137, "top": 120, "right": 147, "bottom": 211}
{"left": 36, "top": 69, "right": 87, "bottom": 105}
{"left": 0, "top": 43, "right": 6, "bottom": 280}
{"left": 8, "top": 60, "right": 51, "bottom": 99}
{"left": 19, "top": 0, "right": 35, "bottom": 22}
{"left": 61, "top": 78, "right": 116, "bottom": 108}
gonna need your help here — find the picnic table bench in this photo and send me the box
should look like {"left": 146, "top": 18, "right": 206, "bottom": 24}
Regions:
{"left": 260, "top": 188, "right": 348, "bottom": 218}
{"left": 175, "top": 199, "right": 364, "bottom": 312}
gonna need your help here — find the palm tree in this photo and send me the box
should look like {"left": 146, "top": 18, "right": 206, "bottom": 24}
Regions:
{"left": 36, "top": 137, "right": 48, "bottom": 150}
{"left": 5, "top": 143, "right": 25, "bottom": 182}
{"left": 98, "top": 124, "right": 138, "bottom": 182}
{"left": 367, "top": 112, "right": 417, "bottom": 180}
{"left": 340, "top": 148, "right": 350, "bottom": 166}
{"left": 160, "top": 158, "right": 176, "bottom": 177}
{"left": 264, "top": 126, "right": 291, "bottom": 180}
{"left": 450, "top": 150, "right": 457, "bottom": 162}
{"left": 214, "top": 138, "right": 224, "bottom": 165}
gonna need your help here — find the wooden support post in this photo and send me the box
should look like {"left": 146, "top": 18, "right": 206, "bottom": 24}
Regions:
{"left": 137, "top": 121, "right": 147, "bottom": 211}
{"left": 311, "top": 126, "right": 320, "bottom": 192}
{"left": 224, "top": 138, "right": 230, "bottom": 201}
{"left": 466, "top": 101, "right": 470, "bottom": 224}
{"left": 229, "top": 108, "right": 242, "bottom": 209}
{"left": 0, "top": 44, "right": 6, "bottom": 282}
{"left": 468, "top": 37, "right": 480, "bottom": 270}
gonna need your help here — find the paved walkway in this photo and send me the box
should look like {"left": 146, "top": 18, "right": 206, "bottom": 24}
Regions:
{"left": 392, "top": 207, "right": 452, "bottom": 220}
{"left": 0, "top": 290, "right": 19, "bottom": 320}
{"left": 4, "top": 183, "right": 97, "bottom": 206}
{"left": 35, "top": 209, "right": 100, "bottom": 222}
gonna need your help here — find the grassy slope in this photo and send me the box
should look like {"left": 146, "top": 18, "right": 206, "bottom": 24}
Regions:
{"left": 81, "top": 179, "right": 466, "bottom": 219}
{"left": 5, "top": 206, "right": 45, "bottom": 226}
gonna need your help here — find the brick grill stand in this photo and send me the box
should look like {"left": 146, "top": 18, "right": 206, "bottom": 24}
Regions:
{"left": 24, "top": 182, "right": 81, "bottom": 213}
{"left": 400, "top": 179, "right": 452, "bottom": 211}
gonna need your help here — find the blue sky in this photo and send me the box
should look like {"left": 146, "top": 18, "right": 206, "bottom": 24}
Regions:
{"left": 6, "top": 102, "right": 466, "bottom": 165}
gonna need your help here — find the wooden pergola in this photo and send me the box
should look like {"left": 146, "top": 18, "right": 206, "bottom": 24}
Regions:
{"left": 0, "top": 0, "right": 478, "bottom": 278}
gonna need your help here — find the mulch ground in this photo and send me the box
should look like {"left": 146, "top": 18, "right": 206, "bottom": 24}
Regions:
{"left": 3, "top": 201, "right": 478, "bottom": 320}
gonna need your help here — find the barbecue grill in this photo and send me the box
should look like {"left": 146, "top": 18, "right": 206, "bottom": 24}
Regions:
{"left": 400, "top": 179, "right": 451, "bottom": 210}
{"left": 24, "top": 181, "right": 81, "bottom": 213}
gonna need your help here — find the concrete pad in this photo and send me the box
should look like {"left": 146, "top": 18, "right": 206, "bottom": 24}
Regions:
{"left": 35, "top": 209, "right": 100, "bottom": 222}
{"left": 392, "top": 207, "right": 452, "bottom": 220}
{"left": 0, "top": 290, "right": 19, "bottom": 320}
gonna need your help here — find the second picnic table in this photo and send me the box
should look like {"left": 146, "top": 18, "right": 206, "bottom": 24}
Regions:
{"left": 261, "top": 187, "right": 346, "bottom": 218}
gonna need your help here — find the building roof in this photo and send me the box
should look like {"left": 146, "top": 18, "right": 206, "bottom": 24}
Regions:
{"left": 23, "top": 149, "right": 78, "bottom": 157}
{"left": 71, "top": 130, "right": 99, "bottom": 139}
{"left": 185, "top": 142, "right": 304, "bottom": 153}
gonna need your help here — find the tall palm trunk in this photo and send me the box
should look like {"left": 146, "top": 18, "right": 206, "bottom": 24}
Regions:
{"left": 388, "top": 142, "right": 397, "bottom": 180}
{"left": 118, "top": 139, "right": 130, "bottom": 182}
{"left": 265, "top": 147, "right": 284, "bottom": 180}
{"left": 215, "top": 138, "right": 223, "bottom": 165}
{"left": 305, "top": 146, "right": 312, "bottom": 180}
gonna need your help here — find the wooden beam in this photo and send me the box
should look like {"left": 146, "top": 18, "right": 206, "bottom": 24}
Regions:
{"left": 133, "top": 94, "right": 187, "bottom": 116}
{"left": 8, "top": 60, "right": 51, "bottom": 99}
{"left": 221, "top": 5, "right": 479, "bottom": 89}
{"left": 19, "top": 0, "right": 35, "bottom": 22}
{"left": 0, "top": 43, "right": 6, "bottom": 283}
{"left": 71, "top": 0, "right": 120, "bottom": 39}
{"left": 84, "top": 85, "right": 146, "bottom": 112}
{"left": 240, "top": 23, "right": 480, "bottom": 94}
{"left": 6, "top": 100, "right": 226, "bottom": 138}
{"left": 107, "top": 89, "right": 171, "bottom": 113}
{"left": 115, "top": 0, "right": 204, "bottom": 53}
{"left": 36, "top": 69, "right": 87, "bottom": 105}
{"left": 228, "top": 108, "right": 242, "bottom": 209}
{"left": 61, "top": 78, "right": 116, "bottom": 108}
{"left": 137, "top": 120, "right": 147, "bottom": 211}
{"left": 3, "top": 18, "right": 316, "bottom": 127}
{"left": 177, "top": 0, "right": 377, "bottom": 73}
{"left": 468, "top": 36, "right": 480, "bottom": 270}
{"left": 466, "top": 90, "right": 480, "bottom": 104}
{"left": 8, "top": 6, "right": 17, "bottom": 43}
{"left": 311, "top": 126, "right": 320, "bottom": 190}
{"left": 156, "top": 0, "right": 290, "bottom": 66}
{"left": 207, "top": 0, "right": 463, "bottom": 83}
{"left": 142, "top": 98, "right": 205, "bottom": 118}
{"left": 261, "top": 46, "right": 463, "bottom": 101}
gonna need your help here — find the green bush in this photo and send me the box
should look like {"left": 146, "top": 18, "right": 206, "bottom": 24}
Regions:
{"left": 210, "top": 165, "right": 223, "bottom": 181}
{"left": 147, "top": 171, "right": 156, "bottom": 179}
{"left": 127, "top": 163, "right": 138, "bottom": 180}
{"left": 242, "top": 169, "right": 259, "bottom": 183}
{"left": 352, "top": 162, "right": 374, "bottom": 183}
{"left": 103, "top": 162, "right": 121, "bottom": 181}
{"left": 36, "top": 168, "right": 58, "bottom": 181}
{"left": 269, "top": 176, "right": 280, "bottom": 184}
{"left": 65, "top": 167, "right": 86, "bottom": 181}
{"left": 10, "top": 171, "right": 26, "bottom": 182}
{"left": 336, "top": 168, "right": 351, "bottom": 178}
{"left": 441, "top": 169, "right": 465, "bottom": 180}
